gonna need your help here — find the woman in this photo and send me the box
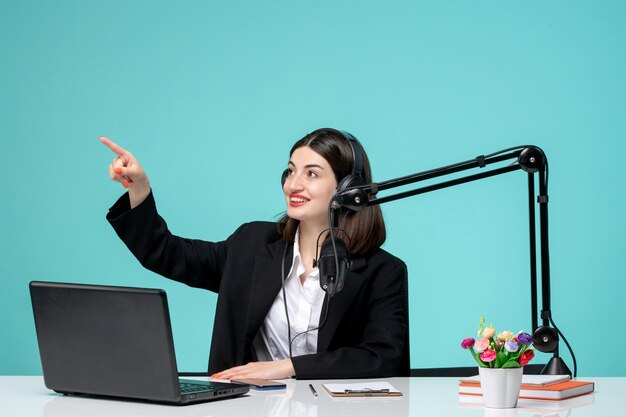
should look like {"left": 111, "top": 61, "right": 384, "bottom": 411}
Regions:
{"left": 101, "top": 128, "right": 408, "bottom": 379}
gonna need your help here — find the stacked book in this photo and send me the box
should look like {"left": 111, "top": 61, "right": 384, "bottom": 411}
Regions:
{"left": 458, "top": 374, "right": 594, "bottom": 410}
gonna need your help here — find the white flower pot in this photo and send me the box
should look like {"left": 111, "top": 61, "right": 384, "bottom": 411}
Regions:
{"left": 478, "top": 367, "right": 523, "bottom": 408}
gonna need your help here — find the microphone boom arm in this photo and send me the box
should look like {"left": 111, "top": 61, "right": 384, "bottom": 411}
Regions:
{"left": 330, "top": 145, "right": 573, "bottom": 375}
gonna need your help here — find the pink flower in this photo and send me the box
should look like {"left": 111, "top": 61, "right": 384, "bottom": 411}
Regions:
{"left": 480, "top": 349, "right": 497, "bottom": 362}
{"left": 461, "top": 338, "right": 475, "bottom": 349}
{"left": 519, "top": 349, "right": 535, "bottom": 366}
{"left": 474, "top": 338, "right": 490, "bottom": 352}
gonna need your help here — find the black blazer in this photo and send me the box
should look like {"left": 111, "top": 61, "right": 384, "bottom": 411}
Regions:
{"left": 107, "top": 192, "right": 407, "bottom": 379}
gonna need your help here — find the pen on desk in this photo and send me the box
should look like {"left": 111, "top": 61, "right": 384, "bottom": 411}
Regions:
{"left": 308, "top": 384, "right": 318, "bottom": 397}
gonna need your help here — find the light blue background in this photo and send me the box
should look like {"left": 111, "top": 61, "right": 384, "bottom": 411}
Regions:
{"left": 2, "top": 0, "right": 624, "bottom": 376}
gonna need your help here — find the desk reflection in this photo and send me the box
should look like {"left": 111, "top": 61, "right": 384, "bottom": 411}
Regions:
{"left": 458, "top": 393, "right": 595, "bottom": 417}
{"left": 482, "top": 409, "right": 520, "bottom": 417}
{"left": 42, "top": 379, "right": 408, "bottom": 417}
{"left": 38, "top": 377, "right": 594, "bottom": 417}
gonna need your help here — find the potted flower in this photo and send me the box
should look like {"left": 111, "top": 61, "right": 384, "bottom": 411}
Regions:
{"left": 460, "top": 317, "right": 536, "bottom": 408}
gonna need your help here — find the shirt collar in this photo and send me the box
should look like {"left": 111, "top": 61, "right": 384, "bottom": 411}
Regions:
{"left": 291, "top": 228, "right": 319, "bottom": 282}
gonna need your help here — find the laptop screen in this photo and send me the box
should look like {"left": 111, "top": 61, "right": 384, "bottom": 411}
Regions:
{"left": 30, "top": 281, "right": 182, "bottom": 402}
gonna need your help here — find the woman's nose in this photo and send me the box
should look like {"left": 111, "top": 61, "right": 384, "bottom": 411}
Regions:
{"left": 287, "top": 173, "right": 304, "bottom": 191}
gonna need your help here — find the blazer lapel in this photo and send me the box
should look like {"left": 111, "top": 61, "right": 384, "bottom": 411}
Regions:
{"left": 316, "top": 256, "right": 368, "bottom": 352}
{"left": 243, "top": 239, "right": 292, "bottom": 347}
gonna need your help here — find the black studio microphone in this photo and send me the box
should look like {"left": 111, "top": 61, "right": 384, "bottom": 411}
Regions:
{"left": 317, "top": 236, "right": 349, "bottom": 297}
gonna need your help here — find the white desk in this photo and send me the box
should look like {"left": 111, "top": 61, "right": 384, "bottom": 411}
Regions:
{"left": 0, "top": 376, "right": 621, "bottom": 417}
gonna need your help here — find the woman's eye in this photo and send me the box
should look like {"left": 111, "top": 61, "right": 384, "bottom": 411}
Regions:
{"left": 307, "top": 170, "right": 318, "bottom": 178}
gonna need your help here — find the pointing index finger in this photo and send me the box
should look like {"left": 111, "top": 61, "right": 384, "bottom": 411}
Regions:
{"left": 99, "top": 136, "right": 129, "bottom": 159}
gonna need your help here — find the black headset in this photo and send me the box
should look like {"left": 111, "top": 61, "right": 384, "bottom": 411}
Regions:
{"left": 281, "top": 128, "right": 366, "bottom": 193}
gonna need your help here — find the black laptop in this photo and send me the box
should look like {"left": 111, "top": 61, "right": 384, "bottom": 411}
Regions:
{"left": 29, "top": 281, "right": 250, "bottom": 405}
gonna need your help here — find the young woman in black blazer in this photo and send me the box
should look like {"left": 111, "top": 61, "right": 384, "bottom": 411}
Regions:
{"left": 101, "top": 128, "right": 408, "bottom": 379}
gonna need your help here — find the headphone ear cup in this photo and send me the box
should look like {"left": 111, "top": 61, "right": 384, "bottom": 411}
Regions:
{"left": 336, "top": 174, "right": 366, "bottom": 194}
{"left": 281, "top": 169, "right": 288, "bottom": 187}
{"left": 532, "top": 326, "right": 559, "bottom": 353}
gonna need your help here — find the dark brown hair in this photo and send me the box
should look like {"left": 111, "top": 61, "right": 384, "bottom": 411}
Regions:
{"left": 277, "top": 128, "right": 386, "bottom": 255}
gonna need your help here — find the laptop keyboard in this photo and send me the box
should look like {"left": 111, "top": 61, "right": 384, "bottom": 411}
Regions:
{"left": 179, "top": 382, "right": 214, "bottom": 394}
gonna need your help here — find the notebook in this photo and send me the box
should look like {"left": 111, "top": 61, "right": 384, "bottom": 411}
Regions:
{"left": 29, "top": 281, "right": 250, "bottom": 405}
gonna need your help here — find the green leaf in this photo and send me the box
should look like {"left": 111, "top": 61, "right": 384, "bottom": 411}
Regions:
{"left": 502, "top": 361, "right": 521, "bottom": 368}
{"left": 495, "top": 352, "right": 507, "bottom": 368}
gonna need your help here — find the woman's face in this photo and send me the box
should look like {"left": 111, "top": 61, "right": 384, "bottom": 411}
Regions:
{"left": 283, "top": 146, "right": 338, "bottom": 229}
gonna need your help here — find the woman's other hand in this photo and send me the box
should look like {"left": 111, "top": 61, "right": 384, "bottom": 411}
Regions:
{"left": 100, "top": 136, "right": 151, "bottom": 208}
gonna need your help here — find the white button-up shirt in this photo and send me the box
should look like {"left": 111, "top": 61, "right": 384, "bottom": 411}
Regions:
{"left": 252, "top": 229, "right": 326, "bottom": 361}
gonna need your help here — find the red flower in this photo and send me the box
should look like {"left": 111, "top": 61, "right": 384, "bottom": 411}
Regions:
{"left": 461, "top": 338, "right": 475, "bottom": 349}
{"left": 519, "top": 349, "right": 535, "bottom": 366}
{"left": 480, "top": 349, "right": 497, "bottom": 362}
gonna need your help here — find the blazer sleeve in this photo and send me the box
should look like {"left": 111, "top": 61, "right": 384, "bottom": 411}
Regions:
{"left": 106, "top": 191, "right": 241, "bottom": 292}
{"left": 291, "top": 260, "right": 408, "bottom": 379}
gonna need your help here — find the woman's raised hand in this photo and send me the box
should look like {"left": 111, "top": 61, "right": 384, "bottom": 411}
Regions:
{"left": 100, "top": 136, "right": 151, "bottom": 208}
